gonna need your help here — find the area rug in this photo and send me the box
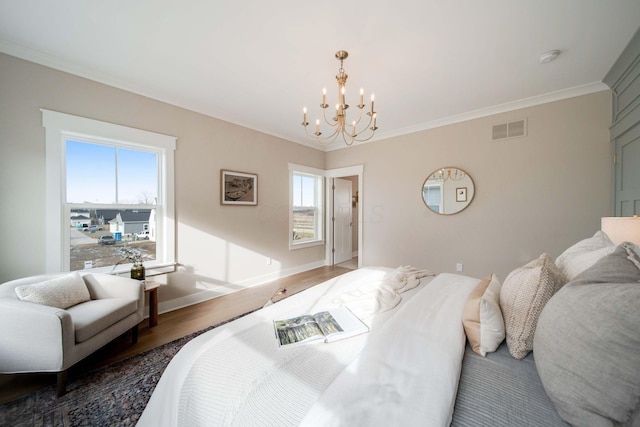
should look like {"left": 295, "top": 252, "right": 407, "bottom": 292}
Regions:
{"left": 0, "top": 312, "right": 253, "bottom": 427}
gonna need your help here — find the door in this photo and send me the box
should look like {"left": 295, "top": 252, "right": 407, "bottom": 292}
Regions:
{"left": 333, "top": 178, "right": 352, "bottom": 264}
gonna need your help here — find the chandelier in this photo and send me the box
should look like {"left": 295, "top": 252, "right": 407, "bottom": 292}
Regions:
{"left": 430, "top": 168, "right": 466, "bottom": 181}
{"left": 301, "top": 50, "right": 378, "bottom": 146}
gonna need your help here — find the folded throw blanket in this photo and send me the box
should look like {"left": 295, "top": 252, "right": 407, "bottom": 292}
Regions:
{"left": 332, "top": 266, "right": 434, "bottom": 318}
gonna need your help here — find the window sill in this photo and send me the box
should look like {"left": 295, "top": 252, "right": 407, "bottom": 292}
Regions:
{"left": 74, "top": 261, "right": 177, "bottom": 277}
{"left": 289, "top": 239, "right": 325, "bottom": 251}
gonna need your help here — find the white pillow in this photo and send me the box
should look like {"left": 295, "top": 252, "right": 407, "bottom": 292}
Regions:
{"left": 555, "top": 231, "right": 615, "bottom": 280}
{"left": 462, "top": 273, "right": 505, "bottom": 356}
{"left": 15, "top": 272, "right": 91, "bottom": 309}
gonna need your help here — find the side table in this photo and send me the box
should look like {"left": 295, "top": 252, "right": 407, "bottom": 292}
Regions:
{"left": 144, "top": 280, "right": 161, "bottom": 328}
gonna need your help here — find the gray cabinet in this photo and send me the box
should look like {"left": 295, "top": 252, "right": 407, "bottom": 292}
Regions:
{"left": 604, "top": 28, "right": 640, "bottom": 216}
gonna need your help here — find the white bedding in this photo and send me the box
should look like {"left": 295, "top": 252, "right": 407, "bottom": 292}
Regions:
{"left": 137, "top": 268, "right": 479, "bottom": 427}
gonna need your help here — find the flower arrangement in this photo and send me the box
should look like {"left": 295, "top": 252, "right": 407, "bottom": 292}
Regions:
{"left": 118, "top": 246, "right": 146, "bottom": 266}
{"left": 115, "top": 244, "right": 151, "bottom": 280}
{"left": 109, "top": 243, "right": 152, "bottom": 277}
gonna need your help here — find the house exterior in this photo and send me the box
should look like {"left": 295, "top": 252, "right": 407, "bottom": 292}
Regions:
{"left": 94, "top": 210, "right": 121, "bottom": 226}
{"left": 108, "top": 209, "right": 153, "bottom": 239}
{"left": 69, "top": 210, "right": 91, "bottom": 228}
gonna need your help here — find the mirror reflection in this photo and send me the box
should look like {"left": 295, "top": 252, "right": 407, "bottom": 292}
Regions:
{"left": 422, "top": 167, "right": 475, "bottom": 215}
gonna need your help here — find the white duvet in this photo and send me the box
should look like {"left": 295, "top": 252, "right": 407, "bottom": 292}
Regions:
{"left": 137, "top": 268, "right": 479, "bottom": 427}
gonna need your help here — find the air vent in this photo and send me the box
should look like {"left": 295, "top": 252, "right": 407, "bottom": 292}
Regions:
{"left": 492, "top": 119, "right": 527, "bottom": 141}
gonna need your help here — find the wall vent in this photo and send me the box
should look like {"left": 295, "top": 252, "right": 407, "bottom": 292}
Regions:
{"left": 492, "top": 119, "right": 527, "bottom": 141}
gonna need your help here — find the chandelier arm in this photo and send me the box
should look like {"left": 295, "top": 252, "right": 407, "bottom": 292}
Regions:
{"left": 353, "top": 109, "right": 374, "bottom": 134}
{"left": 307, "top": 110, "right": 376, "bottom": 144}
{"left": 304, "top": 121, "right": 341, "bottom": 143}
{"left": 341, "top": 132, "right": 355, "bottom": 146}
{"left": 352, "top": 116, "right": 379, "bottom": 142}
{"left": 348, "top": 105, "right": 365, "bottom": 128}
{"left": 316, "top": 128, "right": 342, "bottom": 145}
{"left": 322, "top": 107, "right": 338, "bottom": 126}
{"left": 351, "top": 131, "right": 377, "bottom": 143}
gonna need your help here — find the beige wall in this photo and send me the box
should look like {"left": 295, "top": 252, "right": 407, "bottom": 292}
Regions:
{"left": 326, "top": 91, "right": 613, "bottom": 280}
{"left": 0, "top": 51, "right": 614, "bottom": 307}
{"left": 0, "top": 53, "right": 325, "bottom": 307}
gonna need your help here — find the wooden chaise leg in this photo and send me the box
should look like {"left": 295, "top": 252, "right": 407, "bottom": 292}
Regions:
{"left": 57, "top": 370, "right": 68, "bottom": 397}
{"left": 55, "top": 324, "right": 138, "bottom": 397}
{"left": 131, "top": 324, "right": 139, "bottom": 344}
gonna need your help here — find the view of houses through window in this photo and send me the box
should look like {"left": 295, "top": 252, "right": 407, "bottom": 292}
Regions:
{"left": 69, "top": 208, "right": 156, "bottom": 271}
{"left": 66, "top": 139, "right": 159, "bottom": 271}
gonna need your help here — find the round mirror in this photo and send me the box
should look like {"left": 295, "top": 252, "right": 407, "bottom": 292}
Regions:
{"left": 422, "top": 167, "right": 475, "bottom": 215}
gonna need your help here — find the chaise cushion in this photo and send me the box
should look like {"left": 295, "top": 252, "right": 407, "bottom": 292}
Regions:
{"left": 67, "top": 298, "right": 138, "bottom": 343}
{"left": 534, "top": 243, "right": 640, "bottom": 426}
{"left": 500, "top": 253, "right": 566, "bottom": 359}
{"left": 14, "top": 272, "right": 90, "bottom": 309}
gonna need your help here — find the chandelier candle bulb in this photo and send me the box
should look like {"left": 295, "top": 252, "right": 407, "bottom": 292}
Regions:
{"left": 370, "top": 94, "right": 375, "bottom": 114}
{"left": 322, "top": 88, "right": 327, "bottom": 107}
{"left": 359, "top": 88, "right": 364, "bottom": 107}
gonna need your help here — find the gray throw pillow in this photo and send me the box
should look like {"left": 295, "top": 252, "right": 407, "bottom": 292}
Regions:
{"left": 534, "top": 243, "right": 640, "bottom": 426}
{"left": 571, "top": 243, "right": 640, "bottom": 286}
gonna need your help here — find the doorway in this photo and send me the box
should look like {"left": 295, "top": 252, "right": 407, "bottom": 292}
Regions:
{"left": 325, "top": 165, "right": 363, "bottom": 268}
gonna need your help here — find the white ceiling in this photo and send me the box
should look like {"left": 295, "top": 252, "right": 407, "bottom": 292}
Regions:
{"left": 1, "top": 1, "right": 639, "bottom": 151}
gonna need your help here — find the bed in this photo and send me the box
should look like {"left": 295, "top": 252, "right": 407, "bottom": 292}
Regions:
{"left": 138, "top": 234, "right": 640, "bottom": 427}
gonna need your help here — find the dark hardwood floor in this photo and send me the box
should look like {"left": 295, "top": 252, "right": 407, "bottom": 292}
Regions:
{"left": 0, "top": 265, "right": 351, "bottom": 405}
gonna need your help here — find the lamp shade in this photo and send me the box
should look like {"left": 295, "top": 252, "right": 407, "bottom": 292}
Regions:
{"left": 601, "top": 216, "right": 640, "bottom": 246}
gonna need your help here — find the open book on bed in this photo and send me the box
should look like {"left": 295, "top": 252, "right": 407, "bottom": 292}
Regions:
{"left": 273, "top": 306, "right": 369, "bottom": 347}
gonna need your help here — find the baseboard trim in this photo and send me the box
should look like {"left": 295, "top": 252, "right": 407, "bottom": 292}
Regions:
{"left": 156, "top": 260, "right": 326, "bottom": 315}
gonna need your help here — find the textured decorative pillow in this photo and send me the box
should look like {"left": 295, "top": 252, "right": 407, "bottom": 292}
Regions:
{"left": 534, "top": 244, "right": 640, "bottom": 426}
{"left": 15, "top": 272, "right": 91, "bottom": 309}
{"left": 462, "top": 273, "right": 505, "bottom": 356}
{"left": 500, "top": 253, "right": 566, "bottom": 359}
{"left": 555, "top": 230, "right": 615, "bottom": 280}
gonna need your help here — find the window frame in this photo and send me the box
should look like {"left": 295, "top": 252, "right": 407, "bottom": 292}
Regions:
{"left": 288, "top": 163, "right": 325, "bottom": 250}
{"left": 42, "top": 109, "right": 176, "bottom": 274}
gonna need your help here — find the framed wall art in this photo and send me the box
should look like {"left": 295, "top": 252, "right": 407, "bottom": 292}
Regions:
{"left": 456, "top": 187, "right": 467, "bottom": 203}
{"left": 221, "top": 170, "right": 258, "bottom": 205}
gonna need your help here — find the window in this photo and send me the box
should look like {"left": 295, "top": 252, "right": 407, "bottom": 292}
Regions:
{"left": 66, "top": 140, "right": 159, "bottom": 270}
{"left": 423, "top": 184, "right": 443, "bottom": 213}
{"left": 289, "top": 164, "right": 324, "bottom": 249}
{"left": 42, "top": 109, "right": 176, "bottom": 274}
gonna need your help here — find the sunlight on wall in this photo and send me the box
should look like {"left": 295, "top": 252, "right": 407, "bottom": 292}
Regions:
{"left": 177, "top": 222, "right": 282, "bottom": 289}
